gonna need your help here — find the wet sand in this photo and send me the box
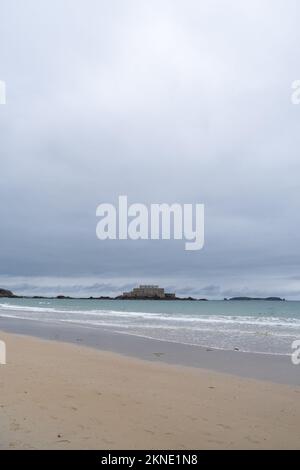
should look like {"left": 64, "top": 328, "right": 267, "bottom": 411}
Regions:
{"left": 0, "top": 317, "right": 299, "bottom": 386}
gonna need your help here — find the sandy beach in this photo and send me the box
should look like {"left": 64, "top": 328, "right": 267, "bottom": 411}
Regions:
{"left": 0, "top": 330, "right": 300, "bottom": 450}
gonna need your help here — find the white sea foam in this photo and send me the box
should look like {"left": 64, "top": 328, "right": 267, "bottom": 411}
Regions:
{"left": 0, "top": 302, "right": 299, "bottom": 328}
{"left": 1, "top": 299, "right": 299, "bottom": 355}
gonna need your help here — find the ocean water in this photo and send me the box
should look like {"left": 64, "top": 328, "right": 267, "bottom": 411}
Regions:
{"left": 0, "top": 298, "right": 299, "bottom": 355}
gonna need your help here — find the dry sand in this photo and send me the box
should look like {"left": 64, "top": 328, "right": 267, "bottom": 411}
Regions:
{"left": 0, "top": 331, "right": 299, "bottom": 449}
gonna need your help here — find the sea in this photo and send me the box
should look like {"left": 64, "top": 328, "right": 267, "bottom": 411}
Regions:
{"left": 0, "top": 298, "right": 299, "bottom": 356}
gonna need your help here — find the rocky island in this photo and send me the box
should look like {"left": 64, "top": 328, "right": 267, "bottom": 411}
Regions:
{"left": 0, "top": 288, "right": 16, "bottom": 298}
{"left": 227, "top": 296, "right": 285, "bottom": 301}
{"left": 0, "top": 287, "right": 285, "bottom": 302}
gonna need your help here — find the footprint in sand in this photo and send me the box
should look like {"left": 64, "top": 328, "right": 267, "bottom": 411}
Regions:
{"left": 153, "top": 352, "right": 165, "bottom": 358}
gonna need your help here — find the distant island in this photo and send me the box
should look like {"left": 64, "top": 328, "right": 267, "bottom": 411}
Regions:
{"left": 116, "top": 285, "right": 207, "bottom": 301}
{"left": 0, "top": 286, "right": 285, "bottom": 301}
{"left": 225, "top": 297, "right": 286, "bottom": 301}
{"left": 0, "top": 288, "right": 15, "bottom": 298}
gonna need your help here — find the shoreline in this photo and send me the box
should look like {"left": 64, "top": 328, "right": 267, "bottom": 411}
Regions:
{"left": 0, "top": 329, "right": 300, "bottom": 449}
{"left": 0, "top": 291, "right": 287, "bottom": 301}
{"left": 0, "top": 317, "right": 299, "bottom": 386}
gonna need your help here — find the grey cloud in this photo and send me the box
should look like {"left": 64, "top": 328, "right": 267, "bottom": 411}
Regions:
{"left": 1, "top": 0, "right": 300, "bottom": 298}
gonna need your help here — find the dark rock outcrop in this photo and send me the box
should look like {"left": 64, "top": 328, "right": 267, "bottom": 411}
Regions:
{"left": 229, "top": 296, "right": 285, "bottom": 301}
{"left": 115, "top": 295, "right": 208, "bottom": 301}
{"left": 0, "top": 288, "right": 15, "bottom": 298}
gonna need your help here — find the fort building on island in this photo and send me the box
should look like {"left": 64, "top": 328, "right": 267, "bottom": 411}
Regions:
{"left": 122, "top": 285, "right": 176, "bottom": 299}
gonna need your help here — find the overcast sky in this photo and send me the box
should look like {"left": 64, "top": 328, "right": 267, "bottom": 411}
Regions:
{"left": 1, "top": 0, "right": 300, "bottom": 298}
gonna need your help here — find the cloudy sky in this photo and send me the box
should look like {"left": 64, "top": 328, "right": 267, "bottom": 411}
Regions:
{"left": 1, "top": 0, "right": 300, "bottom": 298}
